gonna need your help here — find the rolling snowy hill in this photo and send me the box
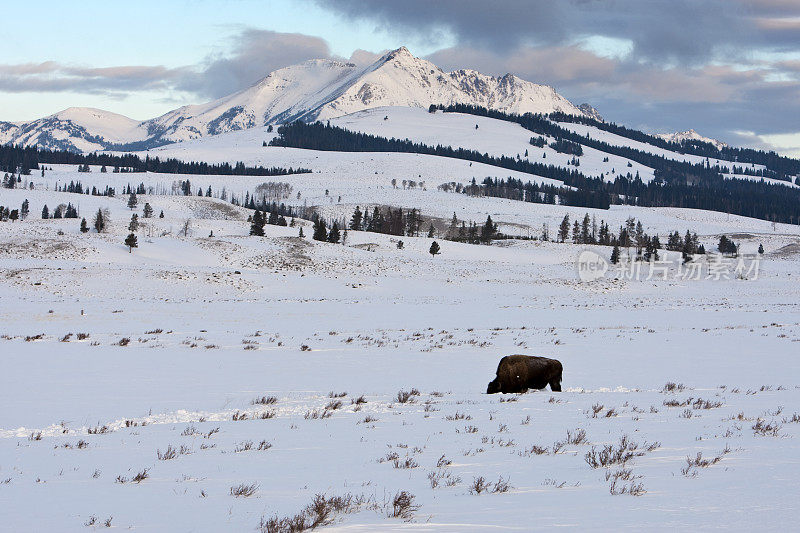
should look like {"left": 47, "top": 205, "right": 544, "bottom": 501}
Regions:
{"left": 0, "top": 48, "right": 585, "bottom": 152}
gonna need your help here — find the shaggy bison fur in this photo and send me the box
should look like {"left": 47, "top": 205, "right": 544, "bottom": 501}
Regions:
{"left": 486, "top": 355, "right": 562, "bottom": 394}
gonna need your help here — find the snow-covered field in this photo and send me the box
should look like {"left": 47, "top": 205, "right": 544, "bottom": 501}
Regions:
{"left": 3, "top": 123, "right": 800, "bottom": 531}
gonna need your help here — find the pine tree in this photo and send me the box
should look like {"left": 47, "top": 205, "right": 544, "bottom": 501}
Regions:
{"left": 127, "top": 193, "right": 138, "bottom": 209}
{"left": 41, "top": 205, "right": 49, "bottom": 219}
{"left": 8, "top": 209, "right": 18, "bottom": 222}
{"left": 143, "top": 203, "right": 153, "bottom": 218}
{"left": 349, "top": 206, "right": 363, "bottom": 230}
{"left": 313, "top": 219, "right": 327, "bottom": 241}
{"left": 480, "top": 215, "right": 497, "bottom": 243}
{"left": 610, "top": 245, "right": 620, "bottom": 264}
{"left": 93, "top": 209, "right": 105, "bottom": 233}
{"left": 128, "top": 214, "right": 139, "bottom": 232}
{"left": 80, "top": 218, "right": 89, "bottom": 233}
{"left": 429, "top": 241, "right": 441, "bottom": 257}
{"left": 159, "top": 210, "right": 164, "bottom": 218}
{"left": 758, "top": 243, "right": 764, "bottom": 254}
{"left": 249, "top": 210, "right": 265, "bottom": 236}
{"left": 299, "top": 226, "right": 305, "bottom": 238}
{"left": 20, "top": 199, "right": 29, "bottom": 220}
{"left": 427, "top": 223, "right": 435, "bottom": 238}
{"left": 124, "top": 233, "right": 138, "bottom": 253}
{"left": 558, "top": 215, "right": 570, "bottom": 242}
{"left": 327, "top": 221, "right": 340, "bottom": 243}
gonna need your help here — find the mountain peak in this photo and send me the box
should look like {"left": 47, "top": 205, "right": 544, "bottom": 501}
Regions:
{"left": 2, "top": 46, "right": 585, "bottom": 151}
{"left": 381, "top": 46, "right": 416, "bottom": 64}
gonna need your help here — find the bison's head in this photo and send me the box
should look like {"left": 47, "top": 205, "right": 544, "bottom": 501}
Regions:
{"left": 486, "top": 379, "right": 500, "bottom": 394}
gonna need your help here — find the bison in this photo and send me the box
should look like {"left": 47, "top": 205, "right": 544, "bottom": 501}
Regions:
{"left": 486, "top": 355, "right": 562, "bottom": 394}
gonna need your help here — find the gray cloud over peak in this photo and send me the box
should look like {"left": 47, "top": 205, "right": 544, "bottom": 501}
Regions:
{"left": 314, "top": 0, "right": 800, "bottom": 65}
{"left": 175, "top": 29, "right": 333, "bottom": 98}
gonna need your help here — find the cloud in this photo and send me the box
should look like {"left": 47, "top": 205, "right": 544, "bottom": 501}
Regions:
{"left": 0, "top": 29, "right": 333, "bottom": 100}
{"left": 176, "top": 29, "right": 333, "bottom": 98}
{"left": 314, "top": 0, "right": 800, "bottom": 64}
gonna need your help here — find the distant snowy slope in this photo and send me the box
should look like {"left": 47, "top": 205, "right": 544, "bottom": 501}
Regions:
{"left": 656, "top": 129, "right": 727, "bottom": 150}
{"left": 1, "top": 108, "right": 147, "bottom": 152}
{"left": 1, "top": 47, "right": 586, "bottom": 152}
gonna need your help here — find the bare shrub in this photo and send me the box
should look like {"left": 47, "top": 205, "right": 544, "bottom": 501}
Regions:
{"left": 231, "top": 482, "right": 259, "bottom": 497}
{"left": 692, "top": 398, "right": 723, "bottom": 409}
{"left": 29, "top": 431, "right": 42, "bottom": 441}
{"left": 662, "top": 382, "right": 685, "bottom": 393}
{"left": 752, "top": 419, "right": 781, "bottom": 436}
{"left": 591, "top": 403, "right": 604, "bottom": 418}
{"left": 565, "top": 429, "right": 588, "bottom": 445}
{"left": 585, "top": 435, "right": 660, "bottom": 468}
{"left": 325, "top": 400, "right": 343, "bottom": 411}
{"left": 76, "top": 333, "right": 89, "bottom": 340}
{"left": 392, "top": 456, "right": 419, "bottom": 469}
{"left": 609, "top": 479, "right": 646, "bottom": 496}
{"left": 87, "top": 425, "right": 110, "bottom": 435}
{"left": 252, "top": 396, "right": 278, "bottom": 405}
{"left": 518, "top": 445, "right": 548, "bottom": 457}
{"left": 258, "top": 411, "right": 276, "bottom": 420}
{"left": 391, "top": 491, "right": 419, "bottom": 519}
{"left": 157, "top": 445, "right": 177, "bottom": 460}
{"left": 396, "top": 389, "right": 420, "bottom": 404}
{"left": 232, "top": 411, "right": 248, "bottom": 421}
{"left": 116, "top": 337, "right": 130, "bottom": 347}
{"left": 492, "top": 476, "right": 511, "bottom": 493}
{"left": 328, "top": 391, "right": 347, "bottom": 398}
{"left": 359, "top": 415, "right": 378, "bottom": 424}
{"left": 132, "top": 469, "right": 149, "bottom": 483}
{"left": 351, "top": 395, "right": 367, "bottom": 405}
{"left": 235, "top": 441, "right": 254, "bottom": 452}
{"left": 469, "top": 476, "right": 491, "bottom": 494}
{"left": 258, "top": 493, "right": 365, "bottom": 532}
{"left": 680, "top": 449, "right": 730, "bottom": 476}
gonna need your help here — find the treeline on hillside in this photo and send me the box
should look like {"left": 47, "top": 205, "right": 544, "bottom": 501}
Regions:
{"left": 426, "top": 105, "right": 800, "bottom": 224}
{"left": 433, "top": 103, "right": 798, "bottom": 181}
{"left": 433, "top": 103, "right": 731, "bottom": 181}
{"left": 549, "top": 111, "right": 800, "bottom": 180}
{"left": 439, "top": 177, "right": 611, "bottom": 209}
{"left": 0, "top": 144, "right": 310, "bottom": 176}
{"left": 269, "top": 121, "right": 611, "bottom": 209}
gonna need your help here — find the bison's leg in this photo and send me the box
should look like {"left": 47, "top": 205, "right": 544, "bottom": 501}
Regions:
{"left": 549, "top": 370, "right": 563, "bottom": 392}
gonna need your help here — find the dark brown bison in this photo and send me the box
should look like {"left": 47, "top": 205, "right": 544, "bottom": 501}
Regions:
{"left": 486, "top": 355, "right": 562, "bottom": 394}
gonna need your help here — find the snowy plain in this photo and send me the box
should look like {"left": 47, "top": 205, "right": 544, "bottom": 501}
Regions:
{"left": 2, "top": 113, "right": 800, "bottom": 532}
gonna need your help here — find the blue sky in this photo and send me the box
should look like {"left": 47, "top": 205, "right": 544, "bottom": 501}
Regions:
{"left": 3, "top": 0, "right": 800, "bottom": 155}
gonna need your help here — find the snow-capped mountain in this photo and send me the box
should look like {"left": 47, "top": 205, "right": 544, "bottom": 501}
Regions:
{"left": 1, "top": 47, "right": 586, "bottom": 152}
{"left": 578, "top": 103, "right": 603, "bottom": 122}
{"left": 656, "top": 129, "right": 727, "bottom": 150}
